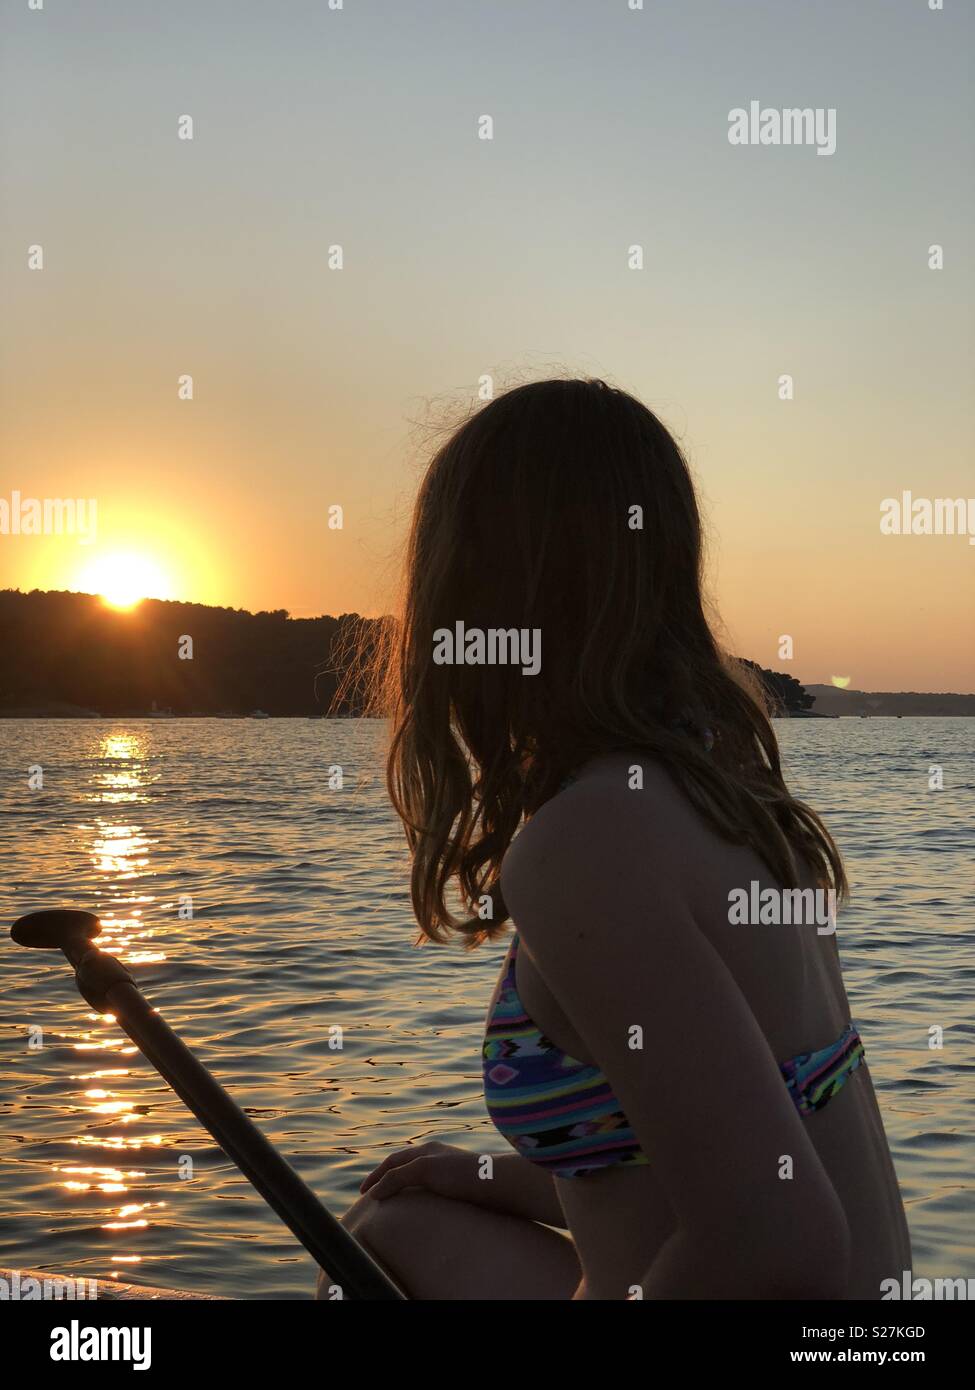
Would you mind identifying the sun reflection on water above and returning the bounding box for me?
[59,730,172,1280]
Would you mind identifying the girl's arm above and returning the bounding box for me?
[471,1152,567,1227]
[361,1141,567,1228]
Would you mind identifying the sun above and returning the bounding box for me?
[76,552,174,610]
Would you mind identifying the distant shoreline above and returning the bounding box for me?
[2,710,973,721]
[0,708,365,720]
[5,592,972,720]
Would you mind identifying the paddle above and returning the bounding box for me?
[10,909,405,1301]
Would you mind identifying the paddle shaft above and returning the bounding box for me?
[82,959,404,1300]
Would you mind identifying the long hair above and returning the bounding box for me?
[368,378,846,944]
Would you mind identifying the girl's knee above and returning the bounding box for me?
[345,1188,439,1245]
[315,1191,434,1298]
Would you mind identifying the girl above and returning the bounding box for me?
[321,378,911,1300]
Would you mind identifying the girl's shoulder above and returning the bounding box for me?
[503,752,696,907]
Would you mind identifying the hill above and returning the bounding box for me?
[0,589,373,717]
[1,588,929,719]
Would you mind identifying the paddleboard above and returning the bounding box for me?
[1,1267,225,1300]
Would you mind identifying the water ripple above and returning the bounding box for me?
[0,716,972,1296]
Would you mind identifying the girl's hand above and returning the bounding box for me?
[360,1141,478,1202]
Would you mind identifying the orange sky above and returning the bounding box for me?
[1,0,972,692]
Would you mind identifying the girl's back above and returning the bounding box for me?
[503,754,911,1299]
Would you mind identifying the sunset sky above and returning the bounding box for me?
[1,0,972,691]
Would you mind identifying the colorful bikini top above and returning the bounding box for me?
[483,932,865,1180]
